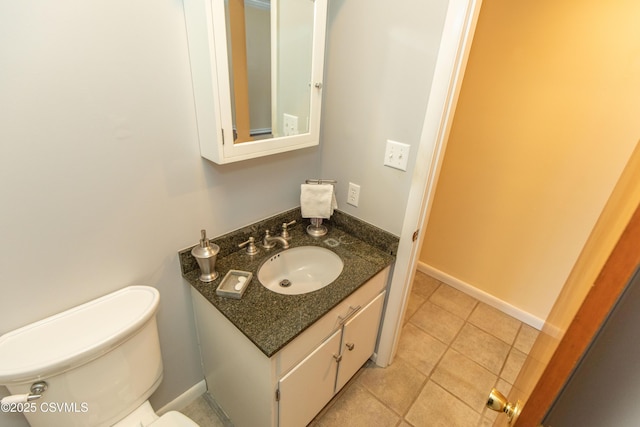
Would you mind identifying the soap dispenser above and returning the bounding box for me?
[191,229,220,282]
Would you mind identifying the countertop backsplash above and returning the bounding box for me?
[179,208,399,277]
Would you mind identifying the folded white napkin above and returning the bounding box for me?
[300,184,337,219]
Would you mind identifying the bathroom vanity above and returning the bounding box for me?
[180,210,396,427]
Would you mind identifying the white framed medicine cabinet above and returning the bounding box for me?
[183,0,328,164]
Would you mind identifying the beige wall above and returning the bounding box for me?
[420,0,640,321]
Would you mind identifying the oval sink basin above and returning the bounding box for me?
[258,246,344,295]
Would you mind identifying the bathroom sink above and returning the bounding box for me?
[257,246,344,295]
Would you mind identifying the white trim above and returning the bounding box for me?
[375,0,483,367]
[417,262,544,330]
[156,379,207,415]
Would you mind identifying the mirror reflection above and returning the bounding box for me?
[224,0,314,143]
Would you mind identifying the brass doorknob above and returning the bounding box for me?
[486,388,522,424]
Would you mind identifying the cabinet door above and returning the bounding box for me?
[278,329,341,427]
[335,291,386,391]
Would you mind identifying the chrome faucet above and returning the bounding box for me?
[262,230,289,249]
[280,220,296,241]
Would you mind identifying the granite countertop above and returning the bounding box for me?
[180,211,396,358]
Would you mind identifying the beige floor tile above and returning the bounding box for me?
[513,323,540,354]
[396,323,448,376]
[409,301,465,344]
[452,323,511,375]
[495,377,513,393]
[468,303,521,345]
[358,358,426,415]
[411,271,441,300]
[492,413,512,427]
[405,381,480,427]
[478,416,495,427]
[311,382,400,427]
[431,349,498,413]
[500,348,527,384]
[403,292,425,324]
[483,406,499,424]
[429,284,478,319]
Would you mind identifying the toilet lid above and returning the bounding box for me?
[0,286,159,384]
[150,411,200,427]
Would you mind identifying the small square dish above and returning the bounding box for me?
[216,270,252,299]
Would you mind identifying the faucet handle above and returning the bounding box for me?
[281,220,297,240]
[238,237,259,255]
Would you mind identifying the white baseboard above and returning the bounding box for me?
[157,379,207,415]
[417,262,545,330]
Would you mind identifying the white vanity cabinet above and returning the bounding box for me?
[278,329,341,427]
[278,291,386,427]
[335,291,386,391]
[190,266,389,427]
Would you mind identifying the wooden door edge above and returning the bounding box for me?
[515,202,640,426]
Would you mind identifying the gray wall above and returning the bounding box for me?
[320,0,449,236]
[0,1,319,426]
[0,0,448,425]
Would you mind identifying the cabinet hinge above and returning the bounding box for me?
[412,229,420,242]
[275,389,280,402]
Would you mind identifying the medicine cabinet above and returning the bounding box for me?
[183,0,328,164]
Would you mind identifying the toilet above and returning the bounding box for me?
[0,286,199,427]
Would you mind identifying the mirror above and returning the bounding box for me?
[184,0,328,164]
[226,0,314,143]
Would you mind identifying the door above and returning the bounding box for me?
[491,151,640,426]
[278,329,341,427]
[509,203,640,426]
[543,266,640,426]
[335,291,386,391]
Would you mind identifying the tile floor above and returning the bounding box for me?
[180,271,539,427]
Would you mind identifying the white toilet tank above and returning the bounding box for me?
[0,286,164,427]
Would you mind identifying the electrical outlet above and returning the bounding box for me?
[283,113,299,136]
[384,140,410,171]
[347,182,360,207]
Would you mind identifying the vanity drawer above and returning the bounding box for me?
[276,266,389,375]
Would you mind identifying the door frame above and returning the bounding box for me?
[376,0,483,366]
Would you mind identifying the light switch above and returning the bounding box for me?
[384,140,410,171]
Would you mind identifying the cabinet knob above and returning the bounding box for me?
[333,354,342,363]
[345,343,355,351]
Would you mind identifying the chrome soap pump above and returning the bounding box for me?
[191,229,220,282]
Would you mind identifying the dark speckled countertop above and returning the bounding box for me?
[179,209,397,357]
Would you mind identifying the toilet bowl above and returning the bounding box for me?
[0,286,199,427]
